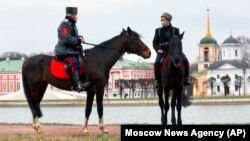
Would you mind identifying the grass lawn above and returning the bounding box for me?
[0,133,120,141]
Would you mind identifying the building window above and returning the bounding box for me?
[217,86,220,92]
[204,47,209,61]
[2,82,7,92]
[217,75,220,79]
[223,50,225,57]
[235,85,238,91]
[204,64,208,68]
[235,50,238,57]
[10,82,14,92]
[17,82,20,91]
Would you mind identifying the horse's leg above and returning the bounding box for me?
[96,88,109,133]
[157,87,165,125]
[32,82,48,133]
[171,90,177,125]
[164,88,170,125]
[82,88,95,133]
[176,87,183,125]
[23,69,44,133]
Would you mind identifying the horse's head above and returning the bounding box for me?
[168,32,185,67]
[121,27,151,59]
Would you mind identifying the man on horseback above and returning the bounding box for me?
[54,7,89,92]
[153,12,191,87]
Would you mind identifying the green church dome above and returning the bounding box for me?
[200,37,217,45]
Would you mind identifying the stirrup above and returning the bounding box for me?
[80,82,90,88]
[73,82,90,93]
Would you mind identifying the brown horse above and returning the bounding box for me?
[157,32,191,125]
[22,27,151,133]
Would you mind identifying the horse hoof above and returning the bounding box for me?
[178,121,182,125]
[32,125,37,130]
[33,125,42,133]
[171,120,177,125]
[83,128,89,134]
[37,128,42,133]
[161,119,167,125]
[101,128,109,134]
[99,126,109,133]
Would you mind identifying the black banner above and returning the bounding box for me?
[121,125,250,141]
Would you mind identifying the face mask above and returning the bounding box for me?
[161,21,167,27]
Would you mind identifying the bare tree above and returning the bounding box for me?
[137,79,145,98]
[0,52,27,61]
[220,75,231,96]
[131,79,136,98]
[105,82,110,100]
[237,36,250,61]
[115,79,124,99]
[207,77,216,95]
[235,75,243,96]
[127,79,136,99]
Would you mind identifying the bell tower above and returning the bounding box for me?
[191,9,219,97]
[198,9,218,72]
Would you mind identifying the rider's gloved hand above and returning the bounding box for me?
[157,49,163,54]
[159,42,168,47]
[79,36,85,43]
[80,51,85,58]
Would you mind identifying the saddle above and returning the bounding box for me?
[50,56,84,79]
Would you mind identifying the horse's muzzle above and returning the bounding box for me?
[142,47,151,59]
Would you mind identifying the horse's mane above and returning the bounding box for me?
[98,29,142,46]
[85,30,141,53]
[171,35,182,44]
[168,35,182,53]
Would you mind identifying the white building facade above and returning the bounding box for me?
[207,35,250,96]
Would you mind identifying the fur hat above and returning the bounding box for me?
[161,12,172,21]
[66,7,77,14]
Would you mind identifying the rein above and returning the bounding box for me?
[83,40,144,56]
[82,42,126,52]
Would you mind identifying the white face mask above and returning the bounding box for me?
[161,21,167,27]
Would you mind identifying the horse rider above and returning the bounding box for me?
[153,12,191,88]
[54,7,89,92]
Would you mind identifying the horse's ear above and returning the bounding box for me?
[179,31,185,40]
[122,28,126,32]
[127,26,132,36]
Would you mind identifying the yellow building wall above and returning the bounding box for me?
[192,75,208,97]
[198,45,218,62]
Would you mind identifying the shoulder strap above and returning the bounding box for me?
[158,28,162,43]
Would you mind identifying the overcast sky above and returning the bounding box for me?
[0,0,250,63]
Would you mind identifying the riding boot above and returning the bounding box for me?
[72,71,90,92]
[154,64,162,88]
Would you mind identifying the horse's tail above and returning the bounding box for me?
[22,72,43,118]
[181,91,192,107]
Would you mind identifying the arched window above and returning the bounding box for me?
[204,47,209,61]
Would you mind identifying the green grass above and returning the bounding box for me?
[0,133,120,141]
[193,95,250,99]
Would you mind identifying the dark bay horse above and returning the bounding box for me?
[157,32,191,125]
[22,27,151,133]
